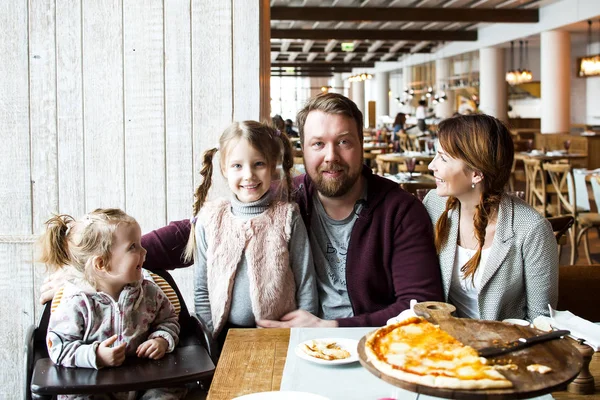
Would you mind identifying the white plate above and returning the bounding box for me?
[233,392,329,400]
[295,338,359,365]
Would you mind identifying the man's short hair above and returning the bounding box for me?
[296,93,364,145]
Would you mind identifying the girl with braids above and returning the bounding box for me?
[185,120,317,344]
[424,114,558,322]
[39,209,184,400]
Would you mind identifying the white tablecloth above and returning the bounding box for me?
[280,327,554,400]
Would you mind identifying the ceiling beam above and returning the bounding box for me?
[271,29,477,41]
[270,7,539,23]
[271,73,334,77]
[271,66,353,71]
[272,61,375,68]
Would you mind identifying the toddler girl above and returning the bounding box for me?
[40,208,184,400]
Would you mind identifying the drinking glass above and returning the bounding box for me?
[563,139,571,153]
[426,140,435,155]
[405,157,417,180]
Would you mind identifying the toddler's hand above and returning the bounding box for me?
[136,337,168,360]
[96,335,127,367]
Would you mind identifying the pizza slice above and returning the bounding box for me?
[365,317,513,390]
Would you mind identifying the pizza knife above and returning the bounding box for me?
[477,329,570,358]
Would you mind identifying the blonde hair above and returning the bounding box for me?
[184,120,294,262]
[433,114,514,281]
[38,208,137,288]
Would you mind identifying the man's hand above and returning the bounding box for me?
[136,337,168,360]
[96,335,127,367]
[39,269,70,304]
[257,310,339,328]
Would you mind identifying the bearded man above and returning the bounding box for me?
[258,93,442,328]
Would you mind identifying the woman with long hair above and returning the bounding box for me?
[424,114,557,322]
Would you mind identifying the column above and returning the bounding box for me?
[375,71,390,121]
[351,79,365,120]
[478,47,507,121]
[435,58,454,119]
[402,66,413,114]
[330,73,344,94]
[541,30,571,134]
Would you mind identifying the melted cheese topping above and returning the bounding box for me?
[367,317,507,381]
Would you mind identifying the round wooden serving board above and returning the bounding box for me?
[358,302,583,399]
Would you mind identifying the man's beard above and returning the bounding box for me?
[309,161,362,198]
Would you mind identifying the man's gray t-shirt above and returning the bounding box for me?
[310,192,365,320]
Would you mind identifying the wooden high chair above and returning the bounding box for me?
[25,269,217,400]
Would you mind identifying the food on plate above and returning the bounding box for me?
[527,364,553,374]
[302,340,351,361]
[365,317,513,389]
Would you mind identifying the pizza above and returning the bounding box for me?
[302,340,351,361]
[364,317,513,390]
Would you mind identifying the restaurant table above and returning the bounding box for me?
[515,152,588,163]
[206,328,599,400]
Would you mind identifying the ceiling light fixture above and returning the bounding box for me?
[348,73,372,82]
[578,20,600,77]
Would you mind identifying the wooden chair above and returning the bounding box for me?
[523,158,552,216]
[544,163,600,264]
[509,140,532,192]
[398,132,413,152]
[26,269,216,400]
[547,215,575,247]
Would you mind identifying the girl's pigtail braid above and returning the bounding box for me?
[39,214,75,272]
[184,147,218,263]
[434,196,459,253]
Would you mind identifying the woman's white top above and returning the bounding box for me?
[415,105,426,119]
[448,246,492,319]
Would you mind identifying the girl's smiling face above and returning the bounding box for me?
[224,138,273,203]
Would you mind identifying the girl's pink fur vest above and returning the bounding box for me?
[199,199,298,335]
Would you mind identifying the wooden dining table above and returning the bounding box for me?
[206,328,600,400]
[514,151,588,164]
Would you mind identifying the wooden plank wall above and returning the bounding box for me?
[0,1,269,398]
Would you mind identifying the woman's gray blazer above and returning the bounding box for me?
[423,191,558,321]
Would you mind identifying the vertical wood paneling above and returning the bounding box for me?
[232,0,270,121]
[0,243,34,400]
[0,1,32,397]
[191,0,232,199]
[82,0,125,210]
[165,0,194,307]
[0,0,31,236]
[233,0,260,121]
[123,0,166,231]
[30,0,58,232]
[164,0,193,224]
[56,0,85,218]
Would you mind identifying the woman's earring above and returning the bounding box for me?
[471,183,476,189]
